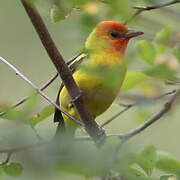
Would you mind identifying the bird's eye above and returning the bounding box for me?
[110,32,119,38]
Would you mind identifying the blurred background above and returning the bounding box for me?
[0,0,180,179]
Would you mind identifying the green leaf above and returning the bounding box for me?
[144,64,176,80]
[1,93,37,121]
[121,167,146,180]
[154,27,172,55]
[3,163,23,177]
[68,0,91,7]
[25,0,38,5]
[28,105,54,127]
[23,92,38,113]
[122,72,149,90]
[50,0,74,23]
[50,4,67,23]
[135,145,157,176]
[136,40,156,65]
[155,27,172,45]
[105,0,132,20]
[121,166,158,180]
[1,108,23,120]
[154,43,167,55]
[80,14,99,31]
[156,151,180,176]
[172,48,180,62]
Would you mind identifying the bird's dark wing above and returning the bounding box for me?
[53,53,87,124]
[53,83,64,123]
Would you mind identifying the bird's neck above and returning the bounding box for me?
[89,50,125,68]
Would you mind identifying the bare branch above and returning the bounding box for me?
[133,0,180,11]
[154,89,177,100]
[120,88,180,140]
[76,88,180,159]
[20,0,106,145]
[0,54,82,117]
[101,104,134,127]
[111,88,180,159]
[0,85,178,155]
[0,53,82,116]
[101,89,176,128]
[76,88,180,141]
[126,0,180,24]
[0,73,58,117]
[1,85,179,153]
[40,73,59,91]
[0,56,83,127]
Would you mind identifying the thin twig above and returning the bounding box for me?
[0,54,81,116]
[125,0,180,24]
[154,89,177,100]
[0,84,178,155]
[133,0,180,11]
[0,89,179,154]
[112,88,180,158]
[120,89,180,140]
[0,73,58,117]
[101,89,177,128]
[0,152,12,166]
[101,104,134,127]
[40,73,59,91]
[21,0,106,145]
[78,88,180,159]
[120,89,177,104]
[76,89,180,141]
[0,56,83,127]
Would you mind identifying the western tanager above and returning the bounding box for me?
[54,21,143,134]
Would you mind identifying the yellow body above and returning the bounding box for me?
[60,52,127,132]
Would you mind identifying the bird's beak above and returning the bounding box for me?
[124,29,144,39]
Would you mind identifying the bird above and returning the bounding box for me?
[54,21,143,135]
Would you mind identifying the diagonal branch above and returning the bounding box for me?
[101,104,134,127]
[76,88,180,141]
[0,54,81,116]
[126,0,180,24]
[0,56,84,127]
[112,88,180,159]
[0,73,58,117]
[0,86,179,157]
[120,88,180,140]
[0,85,179,155]
[101,89,177,128]
[133,0,180,11]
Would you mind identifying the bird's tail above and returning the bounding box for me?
[53,86,66,139]
[53,86,77,140]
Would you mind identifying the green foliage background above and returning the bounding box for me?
[0,0,180,179]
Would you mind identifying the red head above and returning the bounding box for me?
[86,21,143,54]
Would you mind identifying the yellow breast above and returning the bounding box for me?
[60,52,127,129]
